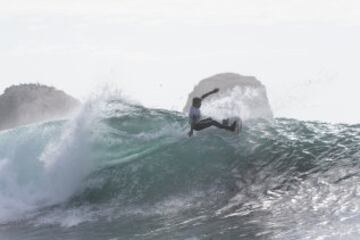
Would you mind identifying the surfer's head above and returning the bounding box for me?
[192,97,202,108]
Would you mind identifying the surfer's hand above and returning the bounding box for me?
[212,88,219,93]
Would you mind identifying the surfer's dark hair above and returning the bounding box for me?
[192,97,201,105]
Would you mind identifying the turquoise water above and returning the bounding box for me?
[0,99,359,240]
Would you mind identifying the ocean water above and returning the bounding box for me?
[0,99,359,240]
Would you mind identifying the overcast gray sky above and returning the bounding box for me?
[1,0,360,123]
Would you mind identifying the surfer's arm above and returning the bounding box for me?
[188,122,195,137]
[188,127,193,137]
[201,88,219,100]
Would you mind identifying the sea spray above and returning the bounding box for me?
[201,86,273,122]
[39,101,99,204]
[0,99,100,222]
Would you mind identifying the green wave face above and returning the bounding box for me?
[0,99,359,240]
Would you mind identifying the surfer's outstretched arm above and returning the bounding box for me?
[188,123,195,137]
[201,88,219,100]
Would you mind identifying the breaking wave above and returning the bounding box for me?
[0,98,359,240]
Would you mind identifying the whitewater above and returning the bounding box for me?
[0,97,359,240]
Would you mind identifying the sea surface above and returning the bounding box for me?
[0,99,359,240]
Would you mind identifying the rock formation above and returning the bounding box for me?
[183,73,273,120]
[0,84,80,130]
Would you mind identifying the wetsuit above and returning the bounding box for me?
[189,106,235,131]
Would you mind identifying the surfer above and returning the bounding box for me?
[188,88,237,137]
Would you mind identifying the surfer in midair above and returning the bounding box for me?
[188,88,237,137]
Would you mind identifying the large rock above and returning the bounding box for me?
[0,84,80,131]
[183,73,273,120]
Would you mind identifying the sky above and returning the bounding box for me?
[1,0,360,123]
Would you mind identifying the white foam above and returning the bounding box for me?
[33,206,95,228]
[0,99,101,223]
[40,102,97,203]
[201,86,273,121]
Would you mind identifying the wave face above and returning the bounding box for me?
[0,99,359,240]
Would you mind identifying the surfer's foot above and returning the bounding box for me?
[230,121,237,131]
[222,118,229,126]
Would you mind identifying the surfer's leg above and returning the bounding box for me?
[194,119,236,131]
[222,118,229,126]
[193,119,213,131]
[210,120,236,131]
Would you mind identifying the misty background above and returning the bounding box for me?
[1,0,360,123]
